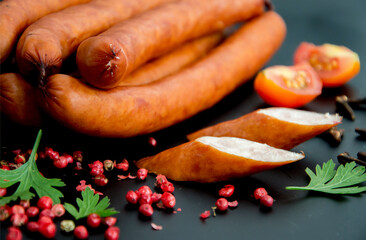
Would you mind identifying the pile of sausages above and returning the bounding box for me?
[0,0,286,138]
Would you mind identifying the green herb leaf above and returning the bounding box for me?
[64,187,119,220]
[0,130,65,205]
[286,159,366,194]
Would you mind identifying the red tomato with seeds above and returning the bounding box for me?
[254,63,322,108]
[294,42,360,87]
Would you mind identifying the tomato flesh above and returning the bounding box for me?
[294,42,360,87]
[254,63,322,108]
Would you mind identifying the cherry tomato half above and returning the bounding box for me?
[254,63,322,108]
[294,42,360,87]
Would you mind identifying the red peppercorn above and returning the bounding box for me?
[6,226,22,240]
[88,160,103,169]
[26,206,40,218]
[254,187,268,200]
[0,205,11,221]
[155,174,168,187]
[139,193,153,205]
[151,192,162,203]
[228,200,239,208]
[148,137,157,147]
[90,167,104,176]
[161,181,175,193]
[103,216,117,227]
[27,221,40,232]
[37,216,54,226]
[19,200,30,209]
[200,210,210,219]
[53,156,68,168]
[260,195,274,208]
[215,198,229,211]
[14,154,26,164]
[39,222,56,239]
[11,205,25,215]
[138,185,152,196]
[161,192,176,208]
[137,168,148,180]
[11,213,28,227]
[105,226,120,240]
[39,209,55,219]
[49,150,60,161]
[115,159,129,171]
[218,184,235,198]
[93,174,109,186]
[139,204,154,217]
[74,225,89,239]
[73,151,83,162]
[126,190,139,204]
[51,203,65,217]
[87,213,101,228]
[37,196,53,210]
[62,153,74,164]
[1,165,10,170]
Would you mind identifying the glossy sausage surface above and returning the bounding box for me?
[76,0,266,89]
[40,11,286,138]
[0,73,42,126]
[15,0,175,83]
[0,0,90,64]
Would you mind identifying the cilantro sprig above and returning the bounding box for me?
[64,187,119,220]
[286,159,366,194]
[0,130,65,206]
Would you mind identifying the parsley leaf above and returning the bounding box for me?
[286,159,366,194]
[0,130,65,206]
[64,187,119,220]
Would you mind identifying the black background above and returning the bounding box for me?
[1,0,366,239]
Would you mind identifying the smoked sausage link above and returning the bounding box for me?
[76,0,266,89]
[0,0,91,64]
[40,11,286,138]
[16,0,175,84]
[0,73,42,126]
[120,32,223,86]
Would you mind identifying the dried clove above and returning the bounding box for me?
[337,152,366,166]
[357,152,366,161]
[355,128,366,138]
[321,127,344,146]
[335,95,355,120]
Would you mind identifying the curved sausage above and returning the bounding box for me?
[39,11,286,138]
[187,107,342,150]
[120,32,223,86]
[76,0,266,89]
[0,0,91,64]
[15,0,175,84]
[136,136,304,183]
[0,73,42,126]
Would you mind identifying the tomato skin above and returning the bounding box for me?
[294,42,360,87]
[254,63,322,108]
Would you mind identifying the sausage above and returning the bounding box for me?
[39,11,286,138]
[120,32,223,86]
[2,33,221,127]
[0,0,91,64]
[0,73,42,126]
[135,136,305,183]
[76,0,267,89]
[15,0,175,84]
[187,107,342,150]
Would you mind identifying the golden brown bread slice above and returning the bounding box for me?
[135,136,305,183]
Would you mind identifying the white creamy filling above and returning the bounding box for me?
[196,136,304,162]
[258,107,341,125]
